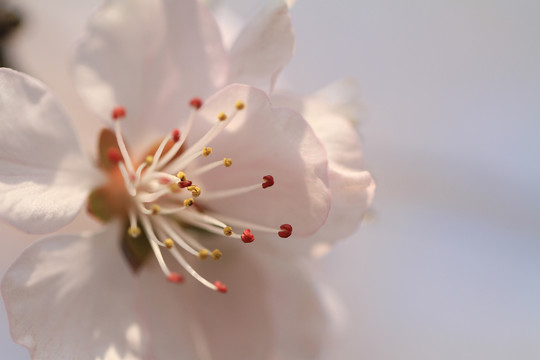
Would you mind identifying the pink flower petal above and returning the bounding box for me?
[228,0,295,92]
[0,69,100,234]
[186,84,331,237]
[136,240,330,359]
[1,224,144,359]
[272,90,375,256]
[73,0,228,147]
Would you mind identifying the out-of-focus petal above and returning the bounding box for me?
[137,238,329,359]
[185,84,330,238]
[272,90,375,256]
[73,0,228,147]
[0,69,101,234]
[1,224,144,359]
[202,0,296,49]
[313,78,365,125]
[10,0,103,152]
[228,0,295,92]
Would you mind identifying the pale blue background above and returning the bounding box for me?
[1,0,539,358]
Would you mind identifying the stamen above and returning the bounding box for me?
[278,224,293,238]
[223,226,233,236]
[156,101,199,169]
[167,221,207,251]
[183,198,194,207]
[128,209,140,237]
[262,175,274,189]
[198,249,209,259]
[151,204,161,215]
[176,171,187,181]
[127,226,141,238]
[152,217,199,256]
[235,101,245,110]
[107,148,122,164]
[173,215,234,239]
[201,176,273,201]
[170,247,221,291]
[111,106,126,120]
[146,228,173,277]
[205,212,292,238]
[113,115,135,174]
[214,281,228,293]
[167,273,184,283]
[240,229,255,243]
[187,185,201,197]
[189,97,203,110]
[211,249,222,260]
[188,158,232,177]
[140,132,173,183]
[217,112,227,121]
[172,129,181,142]
[164,238,174,249]
[139,216,167,248]
[145,155,154,166]
[202,147,212,157]
[167,103,244,171]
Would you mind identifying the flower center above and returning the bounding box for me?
[87,98,292,293]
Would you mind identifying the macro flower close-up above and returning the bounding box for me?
[0,0,374,359]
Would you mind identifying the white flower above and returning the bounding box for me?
[1,0,374,359]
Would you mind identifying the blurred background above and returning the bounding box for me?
[1,0,539,359]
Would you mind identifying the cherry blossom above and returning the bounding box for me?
[1,0,374,358]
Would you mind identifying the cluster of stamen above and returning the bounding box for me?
[103,98,292,293]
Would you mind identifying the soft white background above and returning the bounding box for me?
[1,0,539,359]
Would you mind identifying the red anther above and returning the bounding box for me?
[159,177,170,185]
[107,148,122,164]
[189,97,202,110]
[111,106,126,120]
[172,128,181,142]
[179,180,192,188]
[262,175,274,189]
[278,224,293,238]
[167,272,184,283]
[214,281,228,293]
[241,229,255,243]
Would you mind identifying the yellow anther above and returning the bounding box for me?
[187,185,201,197]
[145,155,154,166]
[198,249,209,260]
[169,182,181,193]
[164,238,174,249]
[176,171,186,181]
[223,158,233,167]
[127,226,141,238]
[151,204,161,215]
[223,226,233,236]
[235,101,245,110]
[211,249,222,260]
[202,147,212,157]
[217,112,227,121]
[184,198,194,207]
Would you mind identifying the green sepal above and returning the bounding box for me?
[87,188,113,223]
[121,224,152,273]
